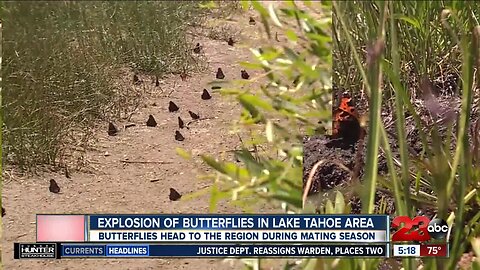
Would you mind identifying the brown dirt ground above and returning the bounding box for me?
[2,3,292,270]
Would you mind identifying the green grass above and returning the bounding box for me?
[0,1,237,266]
[335,2,480,269]
[1,1,209,170]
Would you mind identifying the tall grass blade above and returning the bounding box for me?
[447,17,476,270]
[388,1,412,218]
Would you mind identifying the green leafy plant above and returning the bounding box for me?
[199,0,332,214]
[1,1,206,170]
[196,1,480,270]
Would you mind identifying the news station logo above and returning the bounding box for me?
[14,243,57,259]
[391,216,449,242]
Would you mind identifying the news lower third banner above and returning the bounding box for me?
[15,243,390,258]
[24,214,391,258]
[16,214,454,259]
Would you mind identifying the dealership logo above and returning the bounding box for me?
[16,243,57,259]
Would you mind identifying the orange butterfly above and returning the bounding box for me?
[331,92,362,144]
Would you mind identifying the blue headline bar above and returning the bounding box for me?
[88,214,388,230]
[60,243,389,258]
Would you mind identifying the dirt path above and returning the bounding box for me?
[2,5,284,270]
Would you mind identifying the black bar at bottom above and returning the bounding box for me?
[56,243,62,259]
[13,243,20,259]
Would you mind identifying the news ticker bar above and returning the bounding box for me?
[15,243,390,258]
[36,214,390,243]
[14,243,450,259]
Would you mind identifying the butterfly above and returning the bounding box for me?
[146,115,157,127]
[193,43,202,54]
[227,38,235,46]
[201,89,212,100]
[175,131,184,141]
[49,179,61,194]
[188,111,200,120]
[133,74,141,85]
[155,76,160,87]
[178,117,184,129]
[331,92,362,144]
[168,101,179,112]
[216,68,225,79]
[169,188,182,201]
[108,122,118,136]
[241,70,250,79]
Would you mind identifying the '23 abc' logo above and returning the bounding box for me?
[391,216,449,242]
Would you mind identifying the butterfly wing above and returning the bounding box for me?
[331,95,362,143]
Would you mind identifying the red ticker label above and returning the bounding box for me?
[420,244,448,257]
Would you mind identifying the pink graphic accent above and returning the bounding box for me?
[37,215,85,242]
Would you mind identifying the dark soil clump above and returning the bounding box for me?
[303,134,394,214]
[302,135,353,193]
